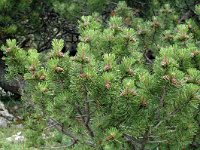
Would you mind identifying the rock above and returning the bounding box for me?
[15,124,23,129]
[0,101,14,127]
[6,132,25,143]
[0,60,23,98]
[0,117,9,127]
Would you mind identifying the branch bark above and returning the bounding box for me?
[48,118,78,146]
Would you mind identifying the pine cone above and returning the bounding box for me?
[55,67,64,72]
[6,48,11,53]
[39,75,46,80]
[105,81,111,89]
[80,73,88,78]
[28,66,35,72]
[104,64,110,72]
[57,52,64,57]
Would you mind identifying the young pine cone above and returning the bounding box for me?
[39,75,46,80]
[104,64,111,72]
[105,81,111,89]
[161,58,169,68]
[57,52,64,57]
[6,48,11,53]
[55,67,64,72]
[28,65,35,72]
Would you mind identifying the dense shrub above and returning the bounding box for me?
[1,1,200,150]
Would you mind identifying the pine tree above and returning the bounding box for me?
[1,1,200,149]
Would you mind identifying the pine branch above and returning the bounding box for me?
[76,102,95,138]
[158,86,166,119]
[122,133,142,150]
[40,142,77,149]
[141,128,150,150]
[170,95,194,117]
[47,118,78,146]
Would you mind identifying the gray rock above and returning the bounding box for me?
[0,117,9,127]
[0,101,14,127]
[0,60,23,97]
[6,132,25,143]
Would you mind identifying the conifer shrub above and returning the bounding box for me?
[0,0,42,39]
[1,2,200,149]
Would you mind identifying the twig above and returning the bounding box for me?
[40,142,76,149]
[76,93,95,138]
[158,86,166,119]
[178,10,192,23]
[141,128,150,150]
[48,118,78,144]
[123,133,142,150]
[154,120,164,129]
[75,62,95,139]
[148,140,168,143]
[44,122,59,131]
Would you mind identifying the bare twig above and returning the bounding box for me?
[48,118,78,145]
[123,133,142,150]
[148,140,167,143]
[141,128,150,150]
[178,10,193,23]
[40,141,77,149]
[157,86,166,119]
[75,63,95,139]
[44,122,59,131]
[75,90,95,138]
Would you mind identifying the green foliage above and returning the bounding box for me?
[0,0,117,42]
[1,39,27,79]
[50,0,116,22]
[0,0,42,40]
[0,0,198,46]
[1,1,200,150]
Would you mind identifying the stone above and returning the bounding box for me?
[0,101,14,127]
[6,132,25,143]
[0,117,8,127]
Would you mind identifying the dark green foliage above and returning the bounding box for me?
[50,0,117,22]
[0,0,42,41]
